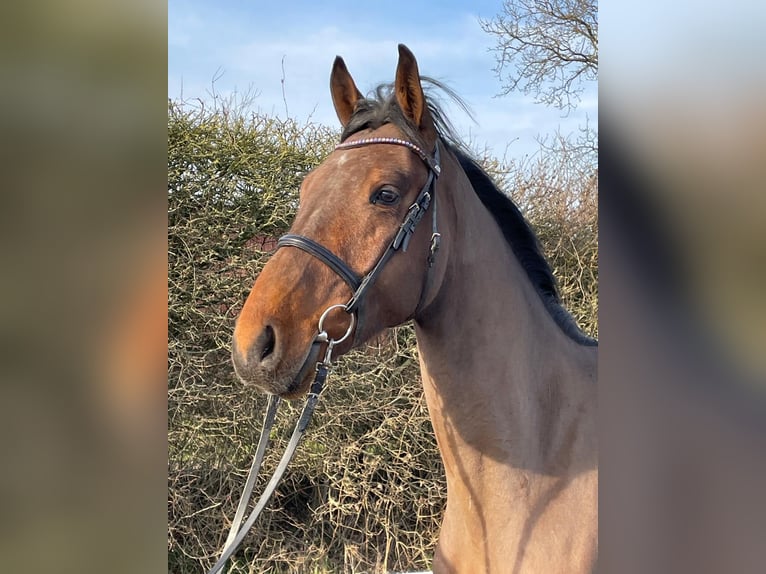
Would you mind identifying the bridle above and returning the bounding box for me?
[278,135,442,347]
[206,135,442,574]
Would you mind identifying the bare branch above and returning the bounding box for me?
[480,0,597,111]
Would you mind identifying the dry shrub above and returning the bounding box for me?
[168,99,597,573]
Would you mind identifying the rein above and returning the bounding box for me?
[207,306,354,574]
[208,137,441,572]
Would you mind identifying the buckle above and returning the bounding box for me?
[427,232,441,266]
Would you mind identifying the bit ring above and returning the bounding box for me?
[317,304,355,345]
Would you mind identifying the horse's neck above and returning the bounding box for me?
[413,163,597,536]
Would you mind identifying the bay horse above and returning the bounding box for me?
[232,44,598,574]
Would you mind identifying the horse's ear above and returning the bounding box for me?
[394,44,434,137]
[330,56,362,127]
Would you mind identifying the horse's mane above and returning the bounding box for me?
[341,80,597,346]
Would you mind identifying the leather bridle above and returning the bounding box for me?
[277,136,442,347]
[206,136,443,574]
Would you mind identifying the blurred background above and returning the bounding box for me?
[0,1,166,572]
[600,2,766,572]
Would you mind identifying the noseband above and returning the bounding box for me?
[277,136,442,346]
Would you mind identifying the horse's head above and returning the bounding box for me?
[232,45,449,398]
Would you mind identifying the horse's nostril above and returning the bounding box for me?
[260,325,275,360]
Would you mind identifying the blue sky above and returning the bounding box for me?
[169,0,597,160]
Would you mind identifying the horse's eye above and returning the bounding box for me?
[370,187,400,206]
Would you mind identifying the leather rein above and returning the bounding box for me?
[207,136,441,574]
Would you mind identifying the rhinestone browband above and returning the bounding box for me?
[334,137,439,174]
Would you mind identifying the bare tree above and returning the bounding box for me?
[480,0,597,111]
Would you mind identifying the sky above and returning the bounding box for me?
[168,0,597,160]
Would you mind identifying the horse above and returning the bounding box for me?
[231,44,598,574]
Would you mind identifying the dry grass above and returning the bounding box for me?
[168,98,597,573]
